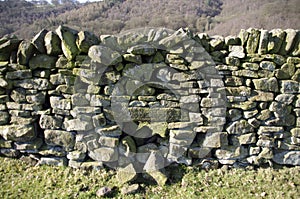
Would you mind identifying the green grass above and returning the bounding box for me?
[0,157,299,198]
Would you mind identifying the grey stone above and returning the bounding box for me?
[29,54,57,70]
[38,157,67,166]
[89,147,118,162]
[92,114,106,128]
[98,136,119,148]
[88,45,122,65]
[226,120,254,135]
[280,80,299,93]
[258,29,269,54]
[96,125,122,137]
[253,77,278,92]
[259,61,276,71]
[116,163,137,184]
[44,130,75,151]
[13,78,51,90]
[50,97,71,110]
[6,70,32,80]
[268,29,286,54]
[96,187,112,197]
[120,184,139,195]
[0,124,36,142]
[273,151,300,165]
[17,40,34,65]
[14,138,43,151]
[76,30,99,54]
[246,28,260,54]
[202,132,228,148]
[63,119,93,131]
[39,114,63,130]
[45,31,62,56]
[56,26,79,60]
[275,94,295,105]
[32,29,47,53]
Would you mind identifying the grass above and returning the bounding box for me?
[0,157,299,198]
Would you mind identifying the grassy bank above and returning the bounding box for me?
[0,157,299,198]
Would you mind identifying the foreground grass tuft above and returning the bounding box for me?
[0,157,299,198]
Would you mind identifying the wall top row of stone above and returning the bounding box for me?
[0,26,299,65]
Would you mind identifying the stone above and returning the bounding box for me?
[144,150,165,172]
[246,28,260,54]
[275,94,295,105]
[50,97,72,110]
[17,40,35,65]
[6,70,32,80]
[56,26,79,60]
[226,86,251,96]
[228,109,242,121]
[0,139,12,148]
[96,125,122,137]
[202,132,228,148]
[226,120,254,135]
[13,78,51,91]
[268,29,286,54]
[253,77,278,92]
[50,73,65,85]
[0,124,36,142]
[44,130,75,151]
[273,151,300,166]
[242,62,259,70]
[147,170,168,186]
[98,136,119,148]
[120,184,139,195]
[230,101,257,110]
[44,31,62,56]
[280,80,299,93]
[258,29,269,54]
[39,114,63,129]
[228,46,245,58]
[88,45,122,65]
[291,128,300,138]
[90,95,110,107]
[123,53,142,64]
[269,102,291,115]
[200,98,225,107]
[38,157,67,166]
[249,91,274,102]
[215,146,248,161]
[237,133,257,145]
[116,163,137,184]
[32,29,47,53]
[96,187,112,197]
[64,118,93,131]
[259,61,276,71]
[14,138,43,151]
[76,30,99,54]
[188,147,211,159]
[128,44,156,56]
[29,54,57,70]
[89,147,118,162]
[67,150,86,161]
[26,92,46,104]
[279,29,298,54]
[92,114,106,128]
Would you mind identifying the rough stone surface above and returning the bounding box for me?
[0,26,299,185]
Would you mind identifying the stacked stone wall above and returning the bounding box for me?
[0,26,299,184]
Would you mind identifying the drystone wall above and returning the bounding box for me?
[0,26,299,185]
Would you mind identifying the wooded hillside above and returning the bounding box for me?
[0,0,299,39]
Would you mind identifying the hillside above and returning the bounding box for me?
[208,0,300,36]
[0,0,299,39]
